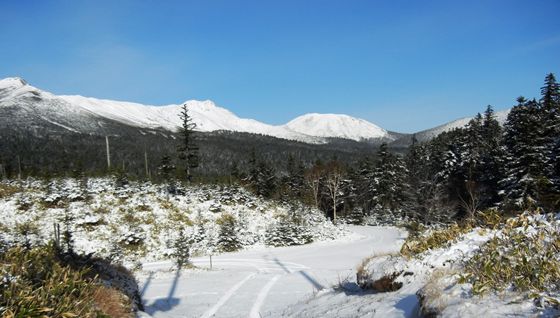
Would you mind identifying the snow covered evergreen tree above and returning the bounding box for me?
[478,105,505,207]
[173,228,190,269]
[371,143,408,218]
[500,97,548,210]
[284,154,305,200]
[265,217,313,247]
[216,214,242,252]
[177,104,199,182]
[539,73,560,209]
[245,150,277,198]
[158,155,177,193]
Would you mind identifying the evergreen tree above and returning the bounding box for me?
[478,105,505,207]
[173,228,191,269]
[371,143,408,217]
[244,150,277,198]
[353,156,376,214]
[157,155,175,181]
[255,160,277,198]
[158,155,176,193]
[217,214,242,252]
[230,160,241,183]
[177,104,199,182]
[500,97,547,210]
[539,73,560,209]
[456,114,484,218]
[285,154,305,199]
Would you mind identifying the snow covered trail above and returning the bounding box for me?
[137,226,406,318]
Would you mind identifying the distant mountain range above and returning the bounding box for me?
[0,77,510,146]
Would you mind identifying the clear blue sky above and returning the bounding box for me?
[1,0,559,132]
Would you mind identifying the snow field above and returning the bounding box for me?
[137,225,406,317]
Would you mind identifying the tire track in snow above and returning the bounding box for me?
[249,274,281,318]
[200,273,256,318]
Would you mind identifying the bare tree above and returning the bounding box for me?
[324,162,345,223]
[305,165,323,208]
[459,180,480,220]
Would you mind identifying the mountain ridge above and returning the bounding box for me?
[0,77,396,143]
[0,76,511,145]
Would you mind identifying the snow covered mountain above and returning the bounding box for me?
[0,77,393,143]
[415,109,510,140]
[286,113,393,141]
[391,109,511,147]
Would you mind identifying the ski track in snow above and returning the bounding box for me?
[250,275,281,318]
[138,225,406,318]
[201,273,257,318]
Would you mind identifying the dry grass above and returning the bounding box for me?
[0,244,135,317]
[356,253,403,292]
[418,269,458,318]
[459,212,560,295]
[0,184,22,199]
[400,210,509,258]
[92,286,133,318]
[355,252,395,280]
[400,222,473,257]
[168,208,193,226]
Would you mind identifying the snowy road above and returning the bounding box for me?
[138,226,405,318]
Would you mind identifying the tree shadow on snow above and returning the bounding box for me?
[272,256,325,290]
[144,269,182,315]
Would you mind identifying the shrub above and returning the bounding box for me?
[0,184,21,199]
[0,244,133,317]
[265,220,313,247]
[400,222,473,257]
[459,213,560,295]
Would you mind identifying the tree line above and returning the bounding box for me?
[229,73,560,223]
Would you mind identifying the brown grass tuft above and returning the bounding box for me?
[93,286,133,318]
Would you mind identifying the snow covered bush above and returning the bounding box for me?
[415,211,560,317]
[265,220,313,247]
[0,178,347,264]
[460,212,560,295]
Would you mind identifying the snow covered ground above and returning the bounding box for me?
[0,178,346,265]
[137,226,406,318]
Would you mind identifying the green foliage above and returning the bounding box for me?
[0,244,132,317]
[400,222,473,257]
[172,228,191,269]
[460,213,560,295]
[265,218,313,247]
[216,214,242,252]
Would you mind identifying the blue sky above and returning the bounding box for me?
[1,0,559,132]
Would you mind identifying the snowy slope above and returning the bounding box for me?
[417,109,510,140]
[391,109,511,146]
[0,77,123,134]
[58,95,320,143]
[286,113,393,141]
[1,77,394,143]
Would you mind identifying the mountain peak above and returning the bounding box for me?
[0,77,28,90]
[286,113,390,141]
